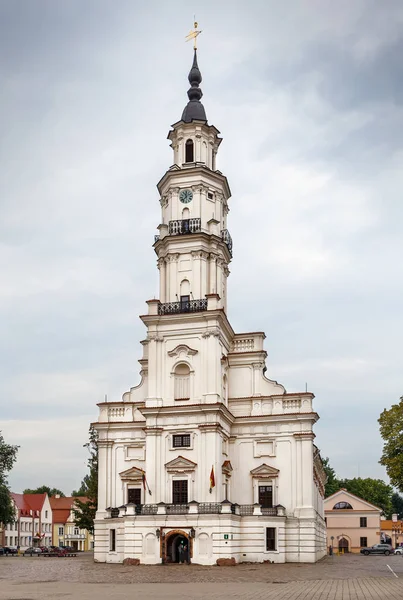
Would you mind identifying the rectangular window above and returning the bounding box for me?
[207,192,214,200]
[173,434,191,448]
[259,485,273,508]
[74,527,79,535]
[172,480,188,504]
[360,517,367,528]
[110,529,116,552]
[266,528,276,551]
[128,488,142,505]
[58,526,64,536]
[360,537,367,547]
[45,510,48,518]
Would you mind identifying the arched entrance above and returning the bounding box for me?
[338,538,349,553]
[162,530,192,564]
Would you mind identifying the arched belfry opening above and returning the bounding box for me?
[185,139,194,163]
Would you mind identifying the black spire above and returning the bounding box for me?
[181,49,207,123]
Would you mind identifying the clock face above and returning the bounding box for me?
[179,189,193,204]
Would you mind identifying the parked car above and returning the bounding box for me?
[394,547,403,555]
[2,547,18,555]
[39,546,49,553]
[0,547,5,556]
[24,547,42,555]
[360,544,395,555]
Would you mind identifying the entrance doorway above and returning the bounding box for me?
[338,538,349,553]
[164,531,191,564]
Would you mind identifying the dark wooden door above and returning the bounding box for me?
[128,488,141,505]
[259,485,273,508]
[173,480,188,504]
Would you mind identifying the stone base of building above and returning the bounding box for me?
[94,511,326,565]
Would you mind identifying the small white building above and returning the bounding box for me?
[8,493,52,549]
[94,48,327,565]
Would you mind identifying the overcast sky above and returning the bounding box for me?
[1,0,402,495]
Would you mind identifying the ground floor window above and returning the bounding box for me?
[110,529,116,552]
[172,479,188,504]
[266,527,276,551]
[360,537,367,547]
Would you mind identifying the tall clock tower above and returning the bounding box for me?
[154,49,232,312]
[94,42,326,567]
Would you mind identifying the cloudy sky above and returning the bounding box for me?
[1,0,402,495]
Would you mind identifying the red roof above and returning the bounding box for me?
[50,496,88,525]
[10,492,46,517]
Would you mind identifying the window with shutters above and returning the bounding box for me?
[266,528,276,551]
[172,480,188,504]
[174,363,190,400]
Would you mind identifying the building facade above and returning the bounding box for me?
[6,493,52,550]
[50,495,94,551]
[324,489,382,553]
[93,48,326,565]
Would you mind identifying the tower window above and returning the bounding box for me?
[173,434,191,448]
[174,363,190,400]
[207,192,214,200]
[185,139,194,163]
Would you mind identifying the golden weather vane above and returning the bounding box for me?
[185,18,202,50]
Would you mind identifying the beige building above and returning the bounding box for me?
[324,489,382,553]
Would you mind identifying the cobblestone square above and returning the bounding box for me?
[1,553,403,599]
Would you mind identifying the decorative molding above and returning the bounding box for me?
[250,463,280,479]
[191,250,209,260]
[165,455,197,473]
[222,460,233,476]
[167,344,198,358]
[119,466,145,482]
[202,328,220,339]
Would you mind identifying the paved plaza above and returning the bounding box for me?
[1,553,403,599]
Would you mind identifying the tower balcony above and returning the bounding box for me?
[221,229,233,255]
[158,298,207,315]
[169,218,201,236]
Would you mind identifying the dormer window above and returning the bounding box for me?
[185,139,194,163]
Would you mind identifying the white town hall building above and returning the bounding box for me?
[93,45,327,565]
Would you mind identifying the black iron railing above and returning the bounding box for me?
[199,503,222,514]
[238,504,254,516]
[169,218,201,235]
[166,504,189,514]
[221,229,233,255]
[158,298,207,315]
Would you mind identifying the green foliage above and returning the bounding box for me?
[338,477,393,517]
[322,457,340,498]
[72,425,98,534]
[379,397,403,493]
[391,492,403,517]
[23,485,65,497]
[0,431,19,524]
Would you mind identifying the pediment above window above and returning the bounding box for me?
[167,344,198,358]
[165,455,197,473]
[250,463,279,478]
[119,466,145,482]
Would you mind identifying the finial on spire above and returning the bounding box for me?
[181,20,207,123]
[185,19,202,50]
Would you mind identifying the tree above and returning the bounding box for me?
[391,492,403,518]
[72,425,98,534]
[379,397,403,493]
[23,485,65,497]
[0,431,19,524]
[338,477,393,517]
[322,457,340,497]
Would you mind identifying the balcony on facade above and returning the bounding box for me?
[158,298,208,315]
[65,533,86,540]
[106,503,285,518]
[221,229,233,256]
[169,218,201,236]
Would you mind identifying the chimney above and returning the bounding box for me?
[55,494,60,499]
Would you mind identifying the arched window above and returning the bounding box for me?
[201,141,207,164]
[333,502,353,510]
[174,363,190,400]
[185,139,194,163]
